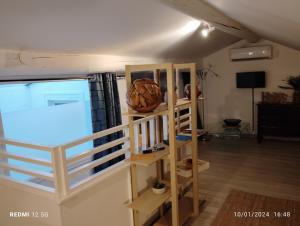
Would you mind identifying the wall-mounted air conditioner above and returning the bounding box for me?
[230,46,272,61]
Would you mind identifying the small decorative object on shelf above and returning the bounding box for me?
[142,144,165,154]
[126,78,162,112]
[184,84,201,100]
[279,75,300,104]
[176,135,192,141]
[152,182,166,195]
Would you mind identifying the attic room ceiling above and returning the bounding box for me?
[0,0,238,59]
[204,0,300,50]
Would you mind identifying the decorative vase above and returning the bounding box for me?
[184,84,201,100]
[293,90,300,104]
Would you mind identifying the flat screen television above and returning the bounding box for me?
[236,71,266,88]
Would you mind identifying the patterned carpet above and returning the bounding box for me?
[211,189,300,226]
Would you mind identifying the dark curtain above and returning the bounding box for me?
[88,73,124,173]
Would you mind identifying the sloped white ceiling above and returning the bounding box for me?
[0,0,238,59]
[205,0,300,50]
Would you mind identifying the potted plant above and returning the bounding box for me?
[279,75,300,104]
[152,182,166,195]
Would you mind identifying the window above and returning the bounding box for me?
[0,80,93,181]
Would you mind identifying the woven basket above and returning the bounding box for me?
[126,79,162,113]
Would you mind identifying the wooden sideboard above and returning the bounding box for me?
[257,103,300,143]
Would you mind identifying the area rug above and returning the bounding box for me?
[211,189,300,226]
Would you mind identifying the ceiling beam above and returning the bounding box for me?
[159,0,260,42]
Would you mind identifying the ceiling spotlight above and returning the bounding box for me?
[200,22,215,38]
[201,29,209,37]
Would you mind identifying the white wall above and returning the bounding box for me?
[0,163,133,226]
[202,40,300,133]
[61,165,132,226]
[0,184,63,226]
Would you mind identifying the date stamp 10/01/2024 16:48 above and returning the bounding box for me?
[233,211,291,218]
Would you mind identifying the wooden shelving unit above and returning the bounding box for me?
[129,148,169,167]
[128,188,171,213]
[125,63,209,226]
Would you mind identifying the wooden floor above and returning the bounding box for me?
[189,138,300,226]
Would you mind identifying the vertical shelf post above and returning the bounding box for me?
[190,63,200,216]
[125,65,140,226]
[166,63,180,226]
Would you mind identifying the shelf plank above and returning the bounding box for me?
[161,173,193,191]
[179,158,210,174]
[162,158,210,175]
[175,98,191,110]
[197,159,210,173]
[128,188,171,214]
[153,197,194,226]
[129,148,169,167]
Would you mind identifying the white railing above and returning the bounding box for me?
[133,116,161,152]
[0,107,191,202]
[131,105,192,153]
[61,124,130,197]
[0,123,130,202]
[0,138,56,195]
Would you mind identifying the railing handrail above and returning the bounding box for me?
[60,123,129,150]
[68,147,129,178]
[0,162,54,181]
[0,138,54,152]
[66,136,129,164]
[0,152,52,166]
